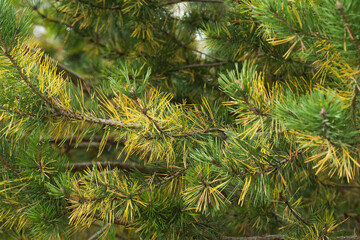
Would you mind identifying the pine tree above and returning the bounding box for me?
[1,0,360,239]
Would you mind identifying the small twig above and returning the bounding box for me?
[319,221,328,239]
[351,86,359,127]
[162,31,228,62]
[78,0,122,10]
[0,156,22,176]
[49,135,121,147]
[88,223,111,240]
[221,235,286,240]
[30,5,129,57]
[171,127,224,138]
[69,161,152,174]
[1,42,54,107]
[130,90,165,134]
[269,7,330,41]
[163,0,223,5]
[336,1,360,58]
[135,167,187,196]
[177,61,228,70]
[2,40,136,128]
[280,193,310,226]
[319,180,360,189]
[0,106,37,117]
[240,91,266,116]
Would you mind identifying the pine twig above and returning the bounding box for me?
[177,61,228,70]
[135,167,187,196]
[351,86,359,127]
[88,223,111,240]
[130,90,165,134]
[0,156,22,176]
[0,106,36,117]
[336,1,360,58]
[69,161,152,174]
[220,235,286,240]
[78,0,122,10]
[30,5,129,57]
[280,193,310,226]
[162,31,228,62]
[164,0,223,5]
[268,7,330,41]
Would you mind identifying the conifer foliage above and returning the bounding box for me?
[1,0,360,239]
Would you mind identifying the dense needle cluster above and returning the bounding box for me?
[1,0,360,239]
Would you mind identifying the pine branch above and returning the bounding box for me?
[240,91,266,116]
[162,30,229,62]
[268,7,330,41]
[1,41,54,107]
[171,127,224,138]
[2,40,136,128]
[55,61,95,96]
[49,135,120,147]
[88,223,111,240]
[0,156,22,176]
[77,0,122,10]
[220,235,286,240]
[280,193,310,226]
[336,1,360,58]
[30,5,130,57]
[351,86,359,127]
[69,161,152,174]
[135,167,187,196]
[130,90,166,134]
[0,106,37,117]
[164,0,223,5]
[177,61,228,70]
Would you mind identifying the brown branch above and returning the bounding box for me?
[280,193,310,226]
[240,91,266,116]
[336,1,360,58]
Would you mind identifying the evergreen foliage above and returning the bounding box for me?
[1,0,360,239]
